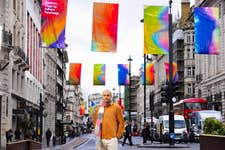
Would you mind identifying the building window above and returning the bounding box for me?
[187,35,190,43]
[6,97,8,117]
[193,84,195,95]
[187,49,190,59]
[188,84,192,95]
[193,48,195,59]
[13,0,16,11]
[12,70,16,90]
[219,3,222,18]
[13,25,16,46]
[187,67,191,76]
[192,67,195,76]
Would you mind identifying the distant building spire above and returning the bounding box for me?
[181,0,190,27]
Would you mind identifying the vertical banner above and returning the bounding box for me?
[144,6,169,54]
[80,101,85,116]
[41,0,68,48]
[91,2,119,52]
[93,64,106,85]
[118,64,129,85]
[89,101,95,116]
[141,63,155,85]
[165,62,178,83]
[194,7,219,54]
[69,63,82,85]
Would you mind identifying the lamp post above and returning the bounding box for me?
[168,0,175,145]
[127,55,133,121]
[143,54,147,123]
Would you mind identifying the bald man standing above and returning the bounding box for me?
[93,89,125,150]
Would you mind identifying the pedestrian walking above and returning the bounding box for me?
[122,121,133,146]
[93,89,125,150]
[6,129,13,143]
[45,128,52,147]
[142,123,150,144]
[14,128,22,140]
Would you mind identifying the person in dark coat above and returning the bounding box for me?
[142,123,150,144]
[14,128,22,140]
[122,121,133,146]
[6,129,13,143]
[46,128,52,147]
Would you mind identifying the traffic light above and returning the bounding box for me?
[161,83,169,103]
[39,101,45,112]
[172,82,179,98]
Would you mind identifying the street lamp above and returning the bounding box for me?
[141,1,174,145]
[168,0,175,146]
[127,55,133,121]
[143,54,147,123]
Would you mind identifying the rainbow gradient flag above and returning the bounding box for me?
[194,7,219,55]
[91,2,119,52]
[144,6,169,54]
[41,0,68,48]
[141,63,155,85]
[68,63,82,85]
[165,62,178,83]
[118,64,129,85]
[93,64,106,85]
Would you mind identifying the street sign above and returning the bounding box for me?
[170,132,175,139]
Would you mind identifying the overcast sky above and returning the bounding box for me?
[65,0,194,100]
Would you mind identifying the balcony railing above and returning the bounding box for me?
[2,29,12,46]
[196,74,203,83]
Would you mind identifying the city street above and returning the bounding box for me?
[74,134,200,150]
[1,0,225,149]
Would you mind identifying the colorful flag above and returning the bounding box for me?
[89,101,96,116]
[68,63,81,85]
[144,6,169,54]
[93,64,106,85]
[141,63,155,85]
[91,2,119,52]
[165,62,178,83]
[79,105,85,115]
[117,98,124,112]
[41,0,68,48]
[118,64,129,85]
[194,7,219,54]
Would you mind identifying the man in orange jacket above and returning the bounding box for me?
[93,89,125,150]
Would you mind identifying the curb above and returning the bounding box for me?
[137,143,190,148]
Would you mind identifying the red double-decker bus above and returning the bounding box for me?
[174,98,208,130]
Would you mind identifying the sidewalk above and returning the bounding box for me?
[41,137,88,150]
[137,142,190,148]
[119,136,190,148]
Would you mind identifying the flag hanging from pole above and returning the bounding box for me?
[93,64,106,85]
[164,62,178,83]
[141,63,155,85]
[91,2,119,52]
[68,63,82,85]
[41,0,68,48]
[118,64,129,85]
[194,7,219,54]
[144,6,169,54]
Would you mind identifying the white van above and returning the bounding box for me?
[157,115,188,143]
[191,110,222,133]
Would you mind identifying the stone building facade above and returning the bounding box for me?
[0,0,42,148]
